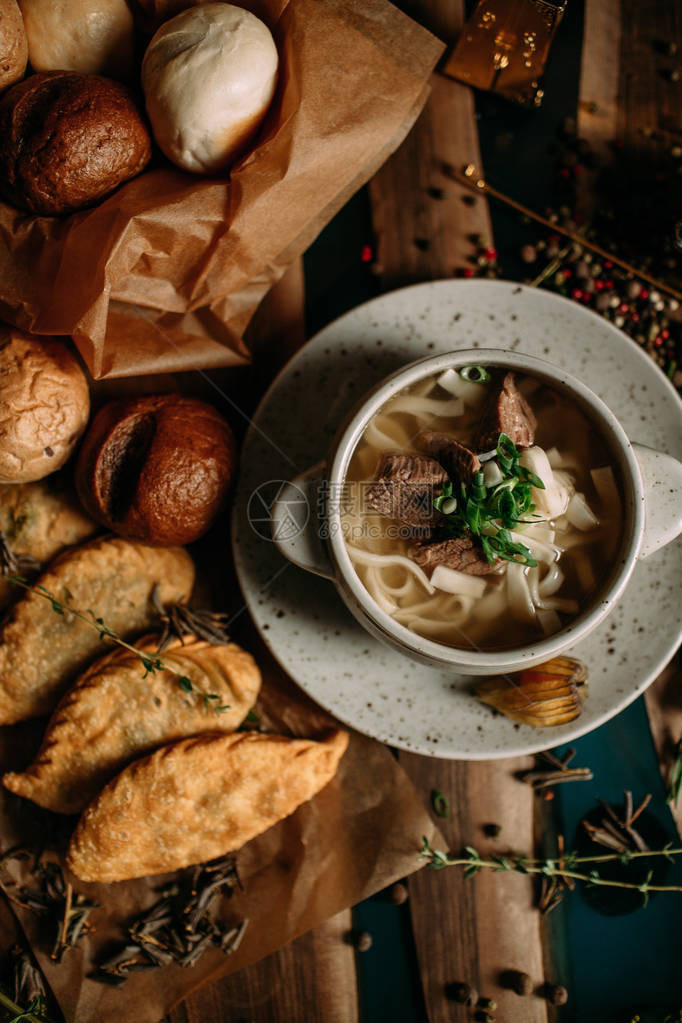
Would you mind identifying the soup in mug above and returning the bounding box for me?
[340,365,624,652]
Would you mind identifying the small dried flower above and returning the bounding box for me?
[473,656,587,726]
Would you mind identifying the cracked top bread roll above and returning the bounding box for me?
[0,328,90,484]
[0,0,27,91]
[19,0,135,80]
[141,3,278,174]
[0,71,152,215]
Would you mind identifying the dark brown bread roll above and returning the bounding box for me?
[76,394,237,545]
[0,71,151,215]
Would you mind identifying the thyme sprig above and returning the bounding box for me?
[667,737,682,807]
[418,837,682,907]
[4,574,229,714]
[433,433,544,567]
[0,991,46,1023]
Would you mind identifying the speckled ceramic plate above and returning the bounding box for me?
[232,280,682,759]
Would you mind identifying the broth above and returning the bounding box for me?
[340,366,624,652]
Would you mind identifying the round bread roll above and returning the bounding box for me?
[0,0,27,91]
[19,0,135,80]
[141,3,278,174]
[75,394,237,546]
[0,328,90,484]
[0,71,152,215]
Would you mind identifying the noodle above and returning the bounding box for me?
[341,368,623,651]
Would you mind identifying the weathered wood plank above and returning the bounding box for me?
[401,755,548,1023]
[369,2,491,287]
[368,3,549,1020]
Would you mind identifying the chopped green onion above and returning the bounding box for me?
[431,431,543,567]
[518,464,546,490]
[459,365,491,383]
[431,789,451,818]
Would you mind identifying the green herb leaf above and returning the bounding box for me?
[433,432,541,567]
[667,738,682,806]
[178,676,194,694]
[431,789,451,819]
[459,365,491,383]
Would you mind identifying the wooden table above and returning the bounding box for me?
[167,1,682,1019]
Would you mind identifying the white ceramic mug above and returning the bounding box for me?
[271,349,682,675]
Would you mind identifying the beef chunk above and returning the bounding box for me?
[418,430,481,485]
[474,372,536,450]
[411,536,503,576]
[365,452,448,528]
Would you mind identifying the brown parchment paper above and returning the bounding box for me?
[0,0,443,379]
[0,656,442,1023]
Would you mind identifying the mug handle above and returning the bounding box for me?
[270,461,335,580]
[633,443,682,558]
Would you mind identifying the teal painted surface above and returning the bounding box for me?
[551,697,682,1023]
[352,895,428,1023]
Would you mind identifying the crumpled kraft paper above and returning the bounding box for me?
[0,0,443,378]
[0,645,442,1023]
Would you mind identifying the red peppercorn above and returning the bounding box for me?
[618,303,629,314]
[573,165,583,176]
[655,337,664,347]
[660,329,670,339]
[462,267,475,278]
[595,280,605,291]
[484,247,498,261]
[604,280,613,289]
[572,288,583,300]
[604,260,612,268]
[640,288,650,300]
[360,244,373,263]
[558,168,571,179]
[544,790,555,801]
[563,269,572,279]
[631,313,640,322]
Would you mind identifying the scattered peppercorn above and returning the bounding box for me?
[354,930,373,952]
[542,982,568,1005]
[501,969,533,996]
[483,823,502,838]
[387,882,409,905]
[478,996,497,1010]
[445,981,478,1005]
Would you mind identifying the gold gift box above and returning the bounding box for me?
[443,0,566,107]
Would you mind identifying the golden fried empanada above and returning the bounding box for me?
[3,634,261,814]
[67,729,349,882]
[0,477,98,610]
[0,536,194,724]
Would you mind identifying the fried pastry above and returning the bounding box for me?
[67,729,349,882]
[3,634,261,814]
[0,477,98,611]
[0,536,194,724]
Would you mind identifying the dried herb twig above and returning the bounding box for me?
[152,586,231,651]
[3,574,229,714]
[519,748,593,791]
[0,535,41,580]
[584,792,652,853]
[0,855,97,963]
[419,838,682,907]
[92,856,247,986]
